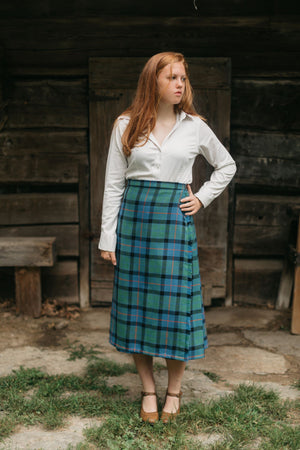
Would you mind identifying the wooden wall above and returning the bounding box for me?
[0,1,299,307]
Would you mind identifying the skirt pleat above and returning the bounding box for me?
[109,179,208,361]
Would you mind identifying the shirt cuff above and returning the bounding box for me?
[98,232,117,253]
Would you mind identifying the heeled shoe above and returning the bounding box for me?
[140,391,159,424]
[161,390,182,423]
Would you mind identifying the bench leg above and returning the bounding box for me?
[15,267,42,318]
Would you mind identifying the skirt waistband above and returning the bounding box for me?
[127,179,186,190]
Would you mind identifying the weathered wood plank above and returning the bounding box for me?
[291,215,300,334]
[1,0,297,19]
[0,237,56,267]
[235,195,300,227]
[232,79,300,131]
[78,164,90,308]
[0,225,79,256]
[0,17,298,53]
[0,130,87,156]
[234,258,283,306]
[5,79,88,129]
[5,50,300,79]
[0,156,86,183]
[0,193,78,225]
[231,130,300,159]
[15,266,42,317]
[233,52,300,78]
[234,225,288,255]
[90,57,231,90]
[42,260,79,304]
[234,155,300,188]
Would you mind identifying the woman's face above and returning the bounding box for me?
[157,62,186,106]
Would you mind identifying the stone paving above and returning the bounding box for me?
[0,306,299,449]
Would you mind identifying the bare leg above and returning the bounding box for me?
[163,359,186,413]
[133,354,157,412]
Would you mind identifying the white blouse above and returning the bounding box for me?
[99,111,236,252]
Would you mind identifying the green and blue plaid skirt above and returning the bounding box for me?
[109,179,208,361]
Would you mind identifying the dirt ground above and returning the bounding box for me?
[0,304,299,449]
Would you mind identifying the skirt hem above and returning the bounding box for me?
[109,337,208,362]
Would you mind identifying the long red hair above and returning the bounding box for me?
[120,52,202,156]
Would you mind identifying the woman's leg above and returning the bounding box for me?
[163,359,186,413]
[133,354,157,412]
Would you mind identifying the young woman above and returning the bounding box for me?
[99,52,236,424]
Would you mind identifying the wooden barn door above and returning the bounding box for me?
[89,57,232,306]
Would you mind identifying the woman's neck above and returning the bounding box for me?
[156,102,176,123]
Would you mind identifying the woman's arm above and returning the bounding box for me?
[99,117,128,258]
[195,120,237,207]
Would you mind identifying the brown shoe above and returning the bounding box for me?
[161,390,182,423]
[140,391,159,424]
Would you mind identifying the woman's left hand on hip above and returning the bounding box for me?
[179,184,203,215]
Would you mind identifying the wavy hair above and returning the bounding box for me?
[119,52,203,156]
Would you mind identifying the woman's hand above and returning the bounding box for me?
[101,251,117,266]
[179,184,203,215]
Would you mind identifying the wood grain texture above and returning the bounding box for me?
[231,79,300,131]
[5,79,88,129]
[0,193,78,225]
[231,130,300,159]
[0,17,298,53]
[234,258,283,306]
[42,260,79,304]
[235,195,300,227]
[0,237,56,267]
[78,163,90,308]
[0,225,79,256]
[15,266,42,317]
[0,0,297,19]
[291,216,300,334]
[89,57,231,90]
[234,155,300,188]
[0,130,87,156]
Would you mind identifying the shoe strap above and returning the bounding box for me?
[141,391,157,397]
[166,390,182,398]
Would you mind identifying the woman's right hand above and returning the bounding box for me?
[101,251,117,266]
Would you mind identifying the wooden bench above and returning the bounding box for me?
[0,237,56,317]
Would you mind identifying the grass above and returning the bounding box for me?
[0,353,299,449]
[294,379,300,390]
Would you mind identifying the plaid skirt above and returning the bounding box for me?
[109,179,208,361]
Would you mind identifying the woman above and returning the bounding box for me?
[99,52,236,424]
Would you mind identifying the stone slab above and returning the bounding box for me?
[0,347,87,377]
[0,416,102,450]
[243,330,300,359]
[205,307,283,329]
[206,332,245,346]
[189,346,288,375]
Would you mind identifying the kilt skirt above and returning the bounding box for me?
[109,179,208,361]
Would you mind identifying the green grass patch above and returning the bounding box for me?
[293,379,300,390]
[64,341,102,361]
[202,371,221,383]
[0,361,299,449]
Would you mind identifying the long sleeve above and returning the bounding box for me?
[194,121,236,207]
[98,118,128,252]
